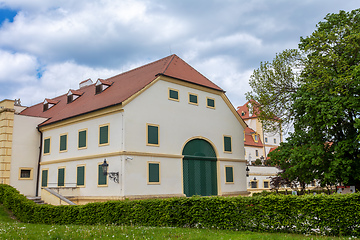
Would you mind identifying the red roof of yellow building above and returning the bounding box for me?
[244,127,263,147]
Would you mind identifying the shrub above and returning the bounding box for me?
[0,184,359,237]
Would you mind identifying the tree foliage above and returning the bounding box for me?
[261,9,360,188]
[246,49,303,133]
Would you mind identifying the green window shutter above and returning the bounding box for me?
[44,138,50,154]
[225,167,233,183]
[207,98,215,107]
[169,89,179,100]
[77,166,85,186]
[147,125,159,145]
[98,165,107,185]
[224,136,232,152]
[189,94,198,104]
[99,125,109,145]
[149,163,160,183]
[207,98,215,108]
[78,130,87,148]
[60,135,67,151]
[41,170,48,187]
[58,168,65,187]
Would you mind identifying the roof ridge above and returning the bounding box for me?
[160,54,176,74]
[163,55,223,91]
[106,55,175,82]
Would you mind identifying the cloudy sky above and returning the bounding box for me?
[0,1,359,108]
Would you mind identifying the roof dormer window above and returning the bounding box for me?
[43,99,59,112]
[67,90,83,104]
[95,79,113,94]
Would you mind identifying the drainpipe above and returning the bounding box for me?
[35,126,43,197]
[121,112,124,196]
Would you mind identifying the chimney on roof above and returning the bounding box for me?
[79,78,93,88]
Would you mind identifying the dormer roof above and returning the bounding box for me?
[95,79,113,94]
[20,54,224,127]
[96,79,113,86]
[43,98,60,112]
[244,127,263,147]
[67,89,83,96]
[44,99,59,105]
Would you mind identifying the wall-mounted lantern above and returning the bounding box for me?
[246,166,250,177]
[101,159,119,183]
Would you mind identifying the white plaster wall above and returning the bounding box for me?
[247,175,272,189]
[10,115,47,196]
[123,79,246,195]
[39,112,123,197]
[41,112,123,162]
[245,119,257,132]
[123,80,245,159]
[248,166,279,175]
[39,155,122,197]
[244,146,263,163]
[123,155,183,196]
[247,166,279,190]
[219,161,247,194]
[264,132,281,147]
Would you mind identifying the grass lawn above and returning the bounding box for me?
[0,205,355,240]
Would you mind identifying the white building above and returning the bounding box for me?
[247,165,279,194]
[237,100,282,162]
[236,100,283,193]
[0,55,249,204]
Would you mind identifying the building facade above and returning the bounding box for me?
[1,55,249,204]
[237,100,282,163]
[236,100,283,193]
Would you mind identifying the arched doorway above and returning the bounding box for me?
[182,138,218,197]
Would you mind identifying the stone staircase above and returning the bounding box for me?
[26,196,47,205]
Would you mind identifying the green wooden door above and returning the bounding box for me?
[182,139,217,197]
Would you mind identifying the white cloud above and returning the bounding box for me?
[191,55,253,107]
[0,0,189,65]
[12,61,120,106]
[1,0,359,108]
[0,49,38,83]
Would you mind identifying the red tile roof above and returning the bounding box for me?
[266,147,277,160]
[237,99,280,121]
[20,54,224,126]
[244,127,263,147]
[236,100,260,119]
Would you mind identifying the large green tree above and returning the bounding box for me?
[254,9,360,188]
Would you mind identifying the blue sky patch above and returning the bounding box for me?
[0,8,18,24]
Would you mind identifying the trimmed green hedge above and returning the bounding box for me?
[0,184,359,236]
[252,189,337,197]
